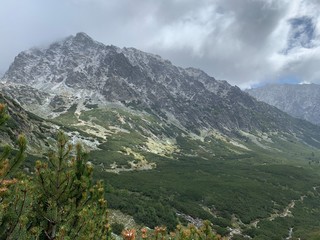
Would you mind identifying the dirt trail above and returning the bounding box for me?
[227,194,307,239]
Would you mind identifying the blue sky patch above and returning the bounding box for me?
[283,16,315,54]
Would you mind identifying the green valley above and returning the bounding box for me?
[51,104,320,239]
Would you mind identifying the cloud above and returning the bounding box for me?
[147,0,289,88]
[0,0,320,88]
[147,0,320,88]
[265,0,320,87]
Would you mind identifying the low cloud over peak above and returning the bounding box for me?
[0,0,319,89]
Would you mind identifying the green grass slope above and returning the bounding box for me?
[52,105,320,239]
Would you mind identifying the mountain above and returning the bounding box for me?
[2,32,320,141]
[0,92,101,154]
[246,83,320,125]
[2,33,320,238]
[0,92,54,153]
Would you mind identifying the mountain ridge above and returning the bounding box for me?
[2,33,320,151]
[3,32,319,138]
[246,83,320,125]
[0,92,54,153]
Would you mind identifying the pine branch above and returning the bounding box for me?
[6,189,27,238]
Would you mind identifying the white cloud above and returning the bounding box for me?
[147,0,320,88]
[0,0,320,88]
[265,0,320,86]
[299,81,311,84]
[150,5,219,55]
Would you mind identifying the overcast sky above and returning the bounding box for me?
[1,0,320,88]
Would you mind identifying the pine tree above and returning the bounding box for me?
[0,103,26,181]
[0,103,33,239]
[1,103,111,239]
[34,131,110,239]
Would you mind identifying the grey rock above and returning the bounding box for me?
[2,33,320,144]
[247,84,320,125]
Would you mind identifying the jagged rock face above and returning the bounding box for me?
[246,84,320,126]
[0,93,56,153]
[1,32,317,135]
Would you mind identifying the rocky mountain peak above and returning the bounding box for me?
[74,32,93,42]
[3,32,318,137]
[69,32,97,49]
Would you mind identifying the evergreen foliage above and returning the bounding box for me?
[121,221,220,240]
[0,103,31,239]
[0,102,219,239]
[34,131,110,239]
[0,104,111,239]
